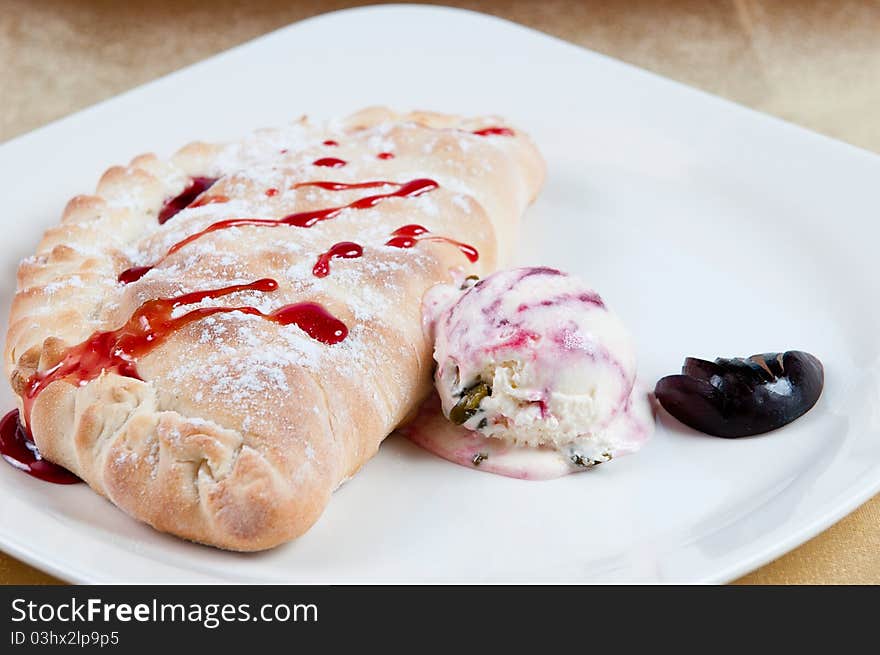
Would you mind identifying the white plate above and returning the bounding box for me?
[1,4,878,584]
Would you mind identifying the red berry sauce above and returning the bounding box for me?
[312,157,347,168]
[0,410,80,484]
[118,179,438,283]
[189,194,229,208]
[292,180,396,191]
[472,127,515,137]
[23,279,346,429]
[158,177,218,224]
[11,125,497,485]
[313,242,364,278]
[386,224,478,263]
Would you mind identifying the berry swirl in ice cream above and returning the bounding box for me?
[400,267,654,480]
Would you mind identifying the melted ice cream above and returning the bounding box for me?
[406,267,655,479]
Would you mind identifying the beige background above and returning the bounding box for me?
[1,0,878,584]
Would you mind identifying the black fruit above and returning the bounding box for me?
[654,351,824,438]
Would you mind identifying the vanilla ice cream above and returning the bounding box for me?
[420,266,652,474]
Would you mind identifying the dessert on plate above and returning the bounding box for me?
[400,267,654,479]
[3,107,544,550]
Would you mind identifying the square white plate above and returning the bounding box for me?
[1,4,878,584]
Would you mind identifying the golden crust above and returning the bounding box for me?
[4,107,545,550]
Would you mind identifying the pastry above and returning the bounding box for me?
[4,108,545,550]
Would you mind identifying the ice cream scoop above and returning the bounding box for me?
[408,267,653,478]
[655,351,824,438]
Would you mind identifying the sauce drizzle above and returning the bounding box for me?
[313,242,364,278]
[386,224,479,263]
[312,157,347,168]
[23,279,347,429]
[9,123,508,484]
[472,127,515,137]
[158,177,218,224]
[292,180,396,191]
[118,179,439,283]
[189,194,229,208]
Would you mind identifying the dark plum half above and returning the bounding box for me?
[654,351,824,438]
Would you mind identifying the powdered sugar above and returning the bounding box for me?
[451,194,473,213]
[165,313,326,415]
[414,194,440,216]
[212,120,317,173]
[26,112,502,445]
[42,275,85,294]
[114,449,138,466]
[367,133,397,153]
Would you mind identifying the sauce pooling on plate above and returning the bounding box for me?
[399,393,653,480]
[0,410,80,484]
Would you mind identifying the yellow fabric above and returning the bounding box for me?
[1,0,878,584]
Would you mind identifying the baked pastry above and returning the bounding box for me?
[4,107,544,550]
